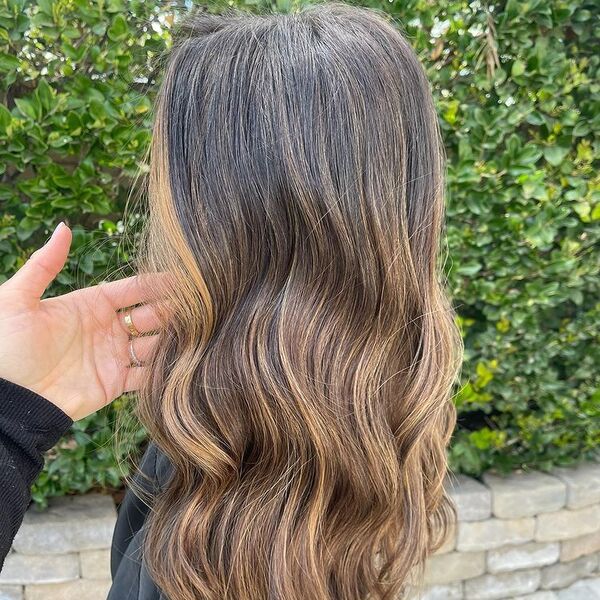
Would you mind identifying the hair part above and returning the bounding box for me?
[134,3,463,599]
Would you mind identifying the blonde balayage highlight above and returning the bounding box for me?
[134,3,463,599]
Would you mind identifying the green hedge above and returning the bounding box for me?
[0,0,598,503]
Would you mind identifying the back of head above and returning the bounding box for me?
[136,3,463,598]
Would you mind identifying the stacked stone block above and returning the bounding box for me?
[0,494,116,600]
[412,461,600,599]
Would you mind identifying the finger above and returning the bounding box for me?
[117,335,160,395]
[6,222,72,300]
[97,272,174,309]
[123,365,150,394]
[117,302,170,337]
[123,333,160,367]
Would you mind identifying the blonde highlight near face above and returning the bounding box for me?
[134,3,463,599]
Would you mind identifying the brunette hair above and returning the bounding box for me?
[134,2,463,599]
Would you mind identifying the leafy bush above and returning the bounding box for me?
[0,0,164,503]
[0,0,597,502]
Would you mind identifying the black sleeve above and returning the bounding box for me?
[0,377,73,570]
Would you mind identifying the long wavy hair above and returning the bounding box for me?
[133,3,463,599]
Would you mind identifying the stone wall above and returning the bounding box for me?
[415,461,600,600]
[1,462,600,600]
[0,494,116,600]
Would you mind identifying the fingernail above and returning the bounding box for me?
[45,222,64,244]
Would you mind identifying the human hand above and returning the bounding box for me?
[0,222,168,420]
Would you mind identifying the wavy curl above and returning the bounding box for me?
[134,3,463,599]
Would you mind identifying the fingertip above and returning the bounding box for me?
[53,221,64,236]
[57,221,72,238]
[45,221,70,246]
[56,222,73,249]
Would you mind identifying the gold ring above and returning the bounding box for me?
[124,308,141,337]
[128,338,143,368]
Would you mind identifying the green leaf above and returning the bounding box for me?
[48,134,72,148]
[0,104,12,130]
[35,78,54,112]
[544,145,570,166]
[511,60,525,77]
[456,262,482,276]
[107,14,128,41]
[505,0,519,17]
[0,52,20,71]
[37,0,54,15]
[16,216,40,241]
[14,98,39,120]
[518,145,543,164]
[572,122,590,137]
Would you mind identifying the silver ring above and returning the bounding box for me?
[128,338,143,367]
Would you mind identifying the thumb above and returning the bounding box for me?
[6,222,72,300]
